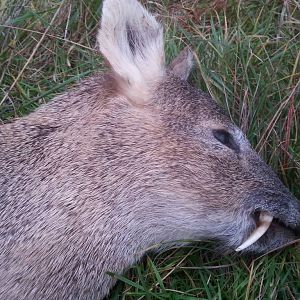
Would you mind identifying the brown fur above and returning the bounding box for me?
[0,0,299,299]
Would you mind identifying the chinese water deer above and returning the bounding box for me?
[0,0,299,299]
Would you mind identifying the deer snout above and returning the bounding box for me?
[236,191,300,253]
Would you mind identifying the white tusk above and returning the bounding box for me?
[235,212,273,252]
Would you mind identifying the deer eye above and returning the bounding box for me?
[212,129,240,152]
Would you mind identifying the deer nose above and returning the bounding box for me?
[269,194,300,229]
[245,190,300,229]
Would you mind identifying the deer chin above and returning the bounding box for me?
[235,211,273,251]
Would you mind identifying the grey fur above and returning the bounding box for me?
[0,0,299,299]
[168,46,194,80]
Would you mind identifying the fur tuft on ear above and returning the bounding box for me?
[168,47,194,81]
[98,0,165,103]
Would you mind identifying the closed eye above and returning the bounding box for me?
[212,129,240,153]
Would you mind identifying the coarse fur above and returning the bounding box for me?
[0,0,300,299]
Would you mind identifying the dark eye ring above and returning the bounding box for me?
[212,129,240,152]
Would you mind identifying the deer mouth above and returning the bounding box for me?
[235,211,299,252]
[235,211,273,251]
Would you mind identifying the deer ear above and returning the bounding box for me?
[168,47,194,80]
[98,0,165,103]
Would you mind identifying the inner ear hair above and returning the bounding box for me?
[97,0,165,104]
[168,46,194,81]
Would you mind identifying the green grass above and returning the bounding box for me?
[1,0,300,299]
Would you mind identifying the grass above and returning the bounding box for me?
[1,0,300,298]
